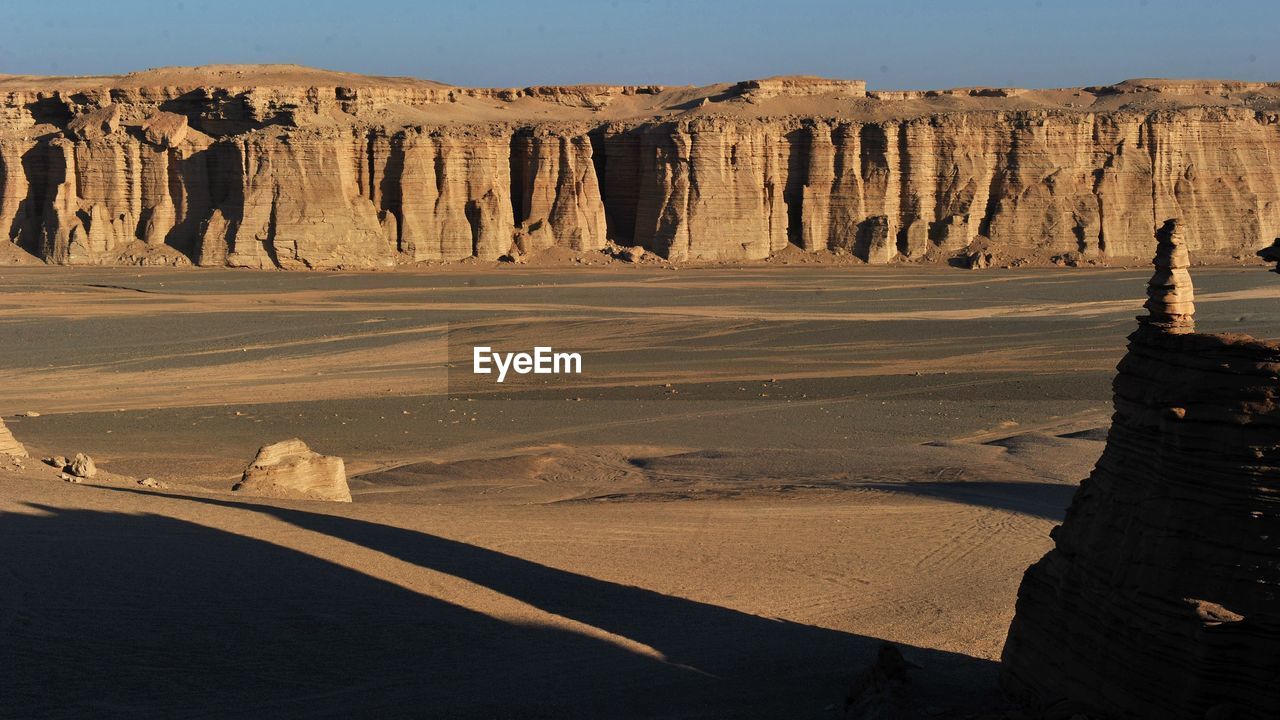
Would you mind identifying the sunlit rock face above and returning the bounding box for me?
[232,439,351,503]
[4,67,1280,268]
[0,419,26,458]
[1000,221,1280,719]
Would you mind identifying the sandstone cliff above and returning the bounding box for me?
[3,65,1279,268]
[1000,221,1280,718]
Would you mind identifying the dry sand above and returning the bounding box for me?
[3,265,1279,718]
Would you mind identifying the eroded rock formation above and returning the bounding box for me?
[232,438,351,502]
[0,419,27,457]
[3,66,1280,268]
[1000,221,1280,718]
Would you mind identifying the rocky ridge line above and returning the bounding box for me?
[3,66,1280,269]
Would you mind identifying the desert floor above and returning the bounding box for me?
[3,264,1278,718]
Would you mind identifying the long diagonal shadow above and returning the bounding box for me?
[3,487,1001,718]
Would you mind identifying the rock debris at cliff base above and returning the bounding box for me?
[2,65,1280,269]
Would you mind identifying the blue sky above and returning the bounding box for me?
[2,0,1275,89]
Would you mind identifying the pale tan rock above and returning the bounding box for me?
[511,129,607,253]
[0,419,26,458]
[141,112,189,148]
[67,453,96,478]
[232,439,351,502]
[4,66,1280,269]
[66,104,121,140]
[225,129,393,270]
[112,239,192,267]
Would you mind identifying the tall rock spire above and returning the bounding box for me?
[1000,220,1280,718]
[1140,218,1195,333]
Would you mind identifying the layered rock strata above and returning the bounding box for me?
[3,66,1280,268]
[0,419,26,457]
[1000,222,1280,718]
[232,438,351,502]
[1141,218,1196,333]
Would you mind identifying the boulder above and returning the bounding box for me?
[67,453,96,478]
[232,439,351,502]
[141,111,189,148]
[66,104,122,140]
[1000,219,1280,718]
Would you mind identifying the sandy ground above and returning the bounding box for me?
[3,265,1279,718]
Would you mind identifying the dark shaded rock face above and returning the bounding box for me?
[1000,222,1280,719]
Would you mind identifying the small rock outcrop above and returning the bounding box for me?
[64,103,121,140]
[232,439,351,502]
[0,419,27,457]
[1000,220,1280,718]
[66,453,96,478]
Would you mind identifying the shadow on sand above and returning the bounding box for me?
[867,481,1078,522]
[1,489,1002,719]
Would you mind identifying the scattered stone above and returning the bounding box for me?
[137,477,166,489]
[232,438,351,502]
[0,418,27,458]
[19,411,39,418]
[67,453,97,478]
[0,70,1278,270]
[111,240,194,267]
[966,249,993,269]
[60,473,80,484]
[620,246,645,263]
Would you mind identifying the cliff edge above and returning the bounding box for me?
[3,66,1280,269]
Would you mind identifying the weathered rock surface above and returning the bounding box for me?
[232,438,351,502]
[1141,218,1196,333]
[67,453,96,478]
[3,65,1280,268]
[1000,221,1280,718]
[0,418,26,457]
